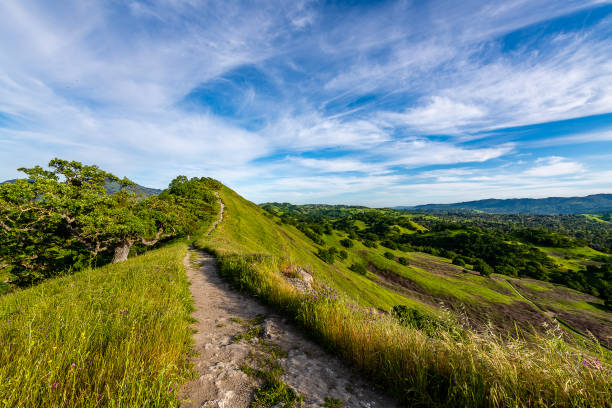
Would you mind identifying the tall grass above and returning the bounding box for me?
[197,238,612,407]
[0,242,194,407]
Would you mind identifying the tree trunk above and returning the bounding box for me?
[112,242,132,263]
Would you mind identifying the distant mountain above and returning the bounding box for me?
[399,194,612,214]
[104,180,162,197]
[1,178,162,198]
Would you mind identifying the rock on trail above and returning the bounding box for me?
[179,250,399,408]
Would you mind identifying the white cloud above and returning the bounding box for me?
[264,112,390,150]
[527,130,612,147]
[380,97,487,133]
[382,140,514,167]
[523,156,585,177]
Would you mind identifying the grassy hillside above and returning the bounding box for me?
[196,186,611,407]
[0,242,193,407]
[198,186,424,312]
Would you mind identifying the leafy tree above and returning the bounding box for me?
[362,240,378,248]
[384,251,395,260]
[340,238,354,248]
[338,249,348,260]
[397,257,410,266]
[0,159,214,285]
[452,257,466,267]
[317,247,338,264]
[349,263,367,275]
[473,259,493,277]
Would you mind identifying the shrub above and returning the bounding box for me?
[397,257,409,266]
[362,240,378,248]
[338,250,348,260]
[474,259,493,277]
[340,238,354,248]
[317,248,337,264]
[381,240,398,250]
[383,252,395,260]
[452,257,466,267]
[349,263,367,275]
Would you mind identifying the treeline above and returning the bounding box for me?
[412,212,612,253]
[0,159,220,287]
[552,262,611,309]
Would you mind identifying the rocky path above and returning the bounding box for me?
[179,249,399,408]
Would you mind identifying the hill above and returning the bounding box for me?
[400,193,612,214]
[2,170,610,407]
[196,185,611,407]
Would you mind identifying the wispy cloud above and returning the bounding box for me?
[523,156,585,177]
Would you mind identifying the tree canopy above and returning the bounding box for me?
[0,159,219,286]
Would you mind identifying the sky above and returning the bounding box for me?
[1,0,611,206]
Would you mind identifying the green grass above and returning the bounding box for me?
[195,186,612,407]
[583,214,611,223]
[323,396,343,407]
[519,280,550,292]
[536,245,609,271]
[199,187,428,313]
[0,242,194,407]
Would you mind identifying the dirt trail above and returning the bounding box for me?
[180,250,399,408]
[205,192,224,237]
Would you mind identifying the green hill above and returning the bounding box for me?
[403,193,612,214]
[195,185,611,407]
[1,178,610,407]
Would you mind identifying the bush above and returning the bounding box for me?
[340,238,354,248]
[397,257,409,266]
[317,247,337,264]
[362,240,378,248]
[338,250,348,260]
[384,252,395,260]
[349,263,367,275]
[474,259,493,277]
[452,257,466,267]
[381,240,398,250]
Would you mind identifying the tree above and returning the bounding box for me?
[474,259,493,277]
[397,257,410,266]
[349,263,367,275]
[0,159,202,284]
[452,257,466,267]
[340,238,354,248]
[384,251,395,260]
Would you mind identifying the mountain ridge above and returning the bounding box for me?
[397,193,612,214]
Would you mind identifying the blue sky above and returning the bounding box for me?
[0,0,611,206]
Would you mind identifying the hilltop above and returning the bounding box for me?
[399,193,612,214]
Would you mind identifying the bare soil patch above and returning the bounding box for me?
[366,263,552,335]
[554,310,612,348]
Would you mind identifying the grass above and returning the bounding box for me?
[196,186,612,407]
[323,396,343,407]
[0,242,194,407]
[536,245,609,271]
